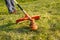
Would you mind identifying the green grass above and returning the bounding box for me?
[0,0,60,40]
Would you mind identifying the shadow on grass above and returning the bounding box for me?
[15,26,40,34]
[0,22,40,34]
[0,22,15,31]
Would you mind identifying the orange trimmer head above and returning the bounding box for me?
[16,15,40,24]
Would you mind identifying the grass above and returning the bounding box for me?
[0,0,60,40]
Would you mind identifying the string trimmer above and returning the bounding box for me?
[14,0,40,30]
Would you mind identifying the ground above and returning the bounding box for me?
[0,0,60,40]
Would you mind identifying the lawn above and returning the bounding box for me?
[0,0,60,40]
